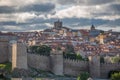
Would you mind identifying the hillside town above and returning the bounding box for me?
[0,20,120,80]
[1,20,120,58]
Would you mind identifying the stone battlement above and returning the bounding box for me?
[0,42,120,79]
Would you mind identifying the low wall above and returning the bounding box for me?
[100,63,120,78]
[27,53,50,71]
[63,59,89,76]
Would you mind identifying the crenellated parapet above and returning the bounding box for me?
[100,62,120,78]
[27,53,50,71]
[64,58,89,76]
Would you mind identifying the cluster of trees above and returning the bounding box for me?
[28,45,51,56]
[63,44,88,61]
[100,57,105,63]
[64,44,75,54]
[100,56,120,63]
[111,56,120,63]
[63,52,88,61]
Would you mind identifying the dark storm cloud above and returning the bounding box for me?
[0,0,120,31]
[103,19,120,27]
[0,3,55,13]
[0,6,15,13]
[57,0,114,5]
[0,17,120,31]
[0,21,29,26]
[0,24,50,32]
[94,3,120,16]
[84,0,114,5]
[57,0,76,5]
[0,17,54,31]
[20,3,55,13]
[109,4,120,14]
[60,18,109,27]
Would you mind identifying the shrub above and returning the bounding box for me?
[77,72,89,80]
[28,45,51,56]
[63,52,87,61]
[111,72,120,80]
[0,62,12,73]
[108,70,120,78]
[110,56,120,63]
[100,57,105,63]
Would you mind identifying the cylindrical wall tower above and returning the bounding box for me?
[50,50,63,75]
[89,55,100,78]
[10,41,28,70]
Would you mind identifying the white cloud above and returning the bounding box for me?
[38,14,47,19]
[0,0,55,7]
[3,25,23,30]
[47,6,91,19]
[0,13,37,23]
[0,14,16,22]
[0,0,12,6]
[44,23,53,27]
[15,12,37,23]
[0,0,120,32]
[96,26,120,32]
[47,3,120,21]
[95,15,120,21]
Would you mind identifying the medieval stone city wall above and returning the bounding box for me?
[1,41,120,78]
[63,59,89,76]
[8,43,12,62]
[0,40,9,63]
[27,53,50,71]
[27,53,89,76]
[50,53,63,75]
[89,56,100,78]
[100,63,120,78]
[27,53,120,78]
[15,43,28,69]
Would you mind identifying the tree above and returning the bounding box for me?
[65,44,75,54]
[77,54,83,60]
[29,46,38,53]
[63,52,87,61]
[100,57,105,63]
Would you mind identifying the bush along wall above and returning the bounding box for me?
[63,52,88,61]
[77,72,90,80]
[111,72,120,80]
[28,45,52,56]
[108,70,120,79]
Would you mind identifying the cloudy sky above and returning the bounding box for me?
[0,0,120,32]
